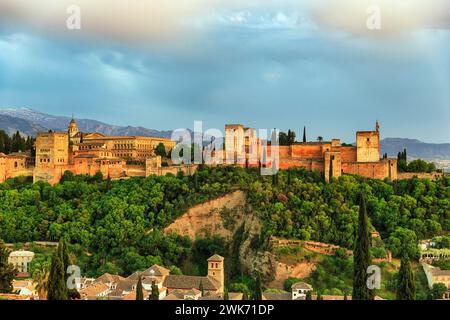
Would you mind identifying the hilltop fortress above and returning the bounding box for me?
[225,121,397,182]
[0,119,397,184]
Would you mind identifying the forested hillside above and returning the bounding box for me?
[0,167,448,277]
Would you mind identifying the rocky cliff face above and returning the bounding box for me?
[164,190,248,240]
[164,190,277,282]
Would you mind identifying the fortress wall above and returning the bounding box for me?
[397,172,445,180]
[340,146,357,162]
[342,160,390,180]
[278,158,325,173]
[290,144,326,158]
[277,146,290,158]
[0,156,6,183]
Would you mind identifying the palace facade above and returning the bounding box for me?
[0,119,397,184]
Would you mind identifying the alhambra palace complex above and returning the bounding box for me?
[0,119,397,184]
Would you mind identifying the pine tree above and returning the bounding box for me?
[150,280,159,300]
[352,193,372,300]
[0,240,15,293]
[136,276,144,300]
[47,247,68,300]
[396,255,416,300]
[303,126,306,143]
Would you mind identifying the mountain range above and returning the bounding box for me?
[0,107,172,138]
[1,107,449,163]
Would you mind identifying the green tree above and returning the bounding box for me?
[305,290,312,300]
[287,130,296,145]
[303,126,306,143]
[396,255,416,300]
[224,289,229,300]
[430,283,447,300]
[150,280,159,300]
[154,143,167,158]
[254,273,263,300]
[136,276,144,300]
[60,240,71,283]
[407,159,436,173]
[199,280,204,297]
[47,247,68,300]
[0,240,15,293]
[279,132,288,146]
[352,193,372,300]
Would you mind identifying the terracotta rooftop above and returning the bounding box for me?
[430,267,450,276]
[80,282,109,298]
[163,275,220,291]
[121,289,150,300]
[262,292,291,300]
[95,273,125,285]
[291,282,313,290]
[207,254,224,262]
[163,293,182,300]
[127,264,170,280]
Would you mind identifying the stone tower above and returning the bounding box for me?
[207,254,224,294]
[68,116,79,138]
[356,122,380,163]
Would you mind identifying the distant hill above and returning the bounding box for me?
[380,138,450,160]
[0,107,172,138]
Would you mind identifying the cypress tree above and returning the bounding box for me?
[59,240,80,300]
[396,255,416,300]
[254,273,262,300]
[0,240,15,293]
[352,193,372,300]
[106,174,112,190]
[47,247,68,300]
[199,280,204,297]
[136,276,144,300]
[150,280,159,300]
[60,240,71,283]
[224,289,229,300]
[303,126,306,143]
[329,157,333,181]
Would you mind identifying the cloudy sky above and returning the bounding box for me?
[0,0,449,143]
